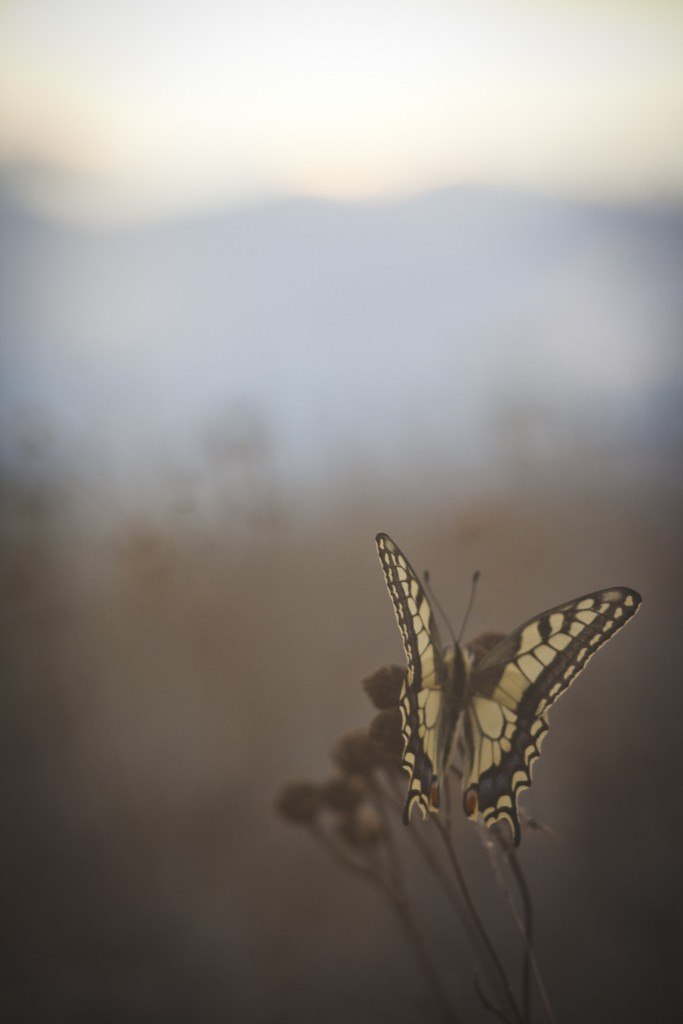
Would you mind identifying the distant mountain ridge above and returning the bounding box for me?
[1,180,681,498]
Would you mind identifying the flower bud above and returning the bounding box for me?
[322,774,366,811]
[336,805,384,848]
[466,632,506,666]
[362,664,404,708]
[368,708,403,767]
[332,728,384,777]
[275,781,322,824]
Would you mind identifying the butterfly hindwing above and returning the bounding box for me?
[375,533,642,843]
[463,588,642,844]
[375,533,446,822]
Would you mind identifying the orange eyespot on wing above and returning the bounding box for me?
[464,787,478,817]
[429,780,440,810]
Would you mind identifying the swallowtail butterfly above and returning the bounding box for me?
[376,533,641,844]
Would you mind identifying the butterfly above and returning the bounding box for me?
[375,533,641,845]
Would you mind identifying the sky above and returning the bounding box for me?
[1,0,683,224]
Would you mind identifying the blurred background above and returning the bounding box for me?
[1,1,681,1021]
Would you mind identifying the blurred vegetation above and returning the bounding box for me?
[1,415,681,1022]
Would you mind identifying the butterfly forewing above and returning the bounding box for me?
[464,587,642,844]
[375,533,447,822]
[375,532,642,844]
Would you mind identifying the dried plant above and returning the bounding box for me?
[276,652,559,1024]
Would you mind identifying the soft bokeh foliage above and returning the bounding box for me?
[1,5,681,1021]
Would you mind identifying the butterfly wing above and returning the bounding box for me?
[375,533,448,823]
[462,587,642,845]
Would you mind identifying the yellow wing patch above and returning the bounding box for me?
[462,587,642,844]
[376,534,448,823]
[375,533,642,844]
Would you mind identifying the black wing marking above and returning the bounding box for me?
[375,533,446,822]
[462,587,642,845]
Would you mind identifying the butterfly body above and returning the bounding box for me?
[405,641,467,818]
[375,532,641,844]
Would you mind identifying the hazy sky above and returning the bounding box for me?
[1,0,683,223]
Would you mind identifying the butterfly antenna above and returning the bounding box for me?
[457,571,481,643]
[423,569,458,649]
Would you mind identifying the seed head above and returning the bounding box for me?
[332,728,385,777]
[322,774,366,811]
[368,708,403,767]
[275,781,323,824]
[362,664,404,708]
[467,632,506,667]
[336,805,384,848]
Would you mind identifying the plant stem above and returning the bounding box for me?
[475,972,516,1023]
[433,817,523,1024]
[380,777,515,1022]
[386,887,462,1024]
[506,847,533,1022]
[501,840,557,1024]
[369,778,404,887]
[310,823,459,1024]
